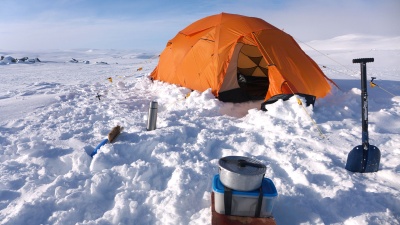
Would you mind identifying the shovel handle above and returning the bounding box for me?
[353,58,374,64]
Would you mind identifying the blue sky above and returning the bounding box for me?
[0,0,399,51]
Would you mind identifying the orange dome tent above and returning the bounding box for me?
[151,13,334,108]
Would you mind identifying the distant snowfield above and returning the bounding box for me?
[305,34,400,51]
[0,35,399,225]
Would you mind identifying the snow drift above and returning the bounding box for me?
[0,36,399,225]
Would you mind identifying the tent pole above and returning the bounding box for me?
[251,32,274,66]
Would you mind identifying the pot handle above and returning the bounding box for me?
[220,158,265,169]
[237,159,264,168]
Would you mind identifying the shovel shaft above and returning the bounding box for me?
[353,58,374,149]
[353,58,375,172]
[360,62,369,150]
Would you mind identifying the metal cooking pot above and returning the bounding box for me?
[218,156,266,191]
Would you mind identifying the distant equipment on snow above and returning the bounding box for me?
[0,56,41,64]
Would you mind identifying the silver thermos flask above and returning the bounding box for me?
[146,101,158,131]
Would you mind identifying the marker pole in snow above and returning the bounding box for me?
[345,58,381,173]
[146,101,158,131]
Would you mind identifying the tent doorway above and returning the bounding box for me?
[236,44,269,100]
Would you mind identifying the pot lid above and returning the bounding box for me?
[218,156,266,175]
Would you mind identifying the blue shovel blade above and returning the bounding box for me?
[345,145,381,173]
[90,138,109,157]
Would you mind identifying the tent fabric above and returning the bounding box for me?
[151,12,333,103]
[237,44,269,77]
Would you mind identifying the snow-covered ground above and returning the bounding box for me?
[0,36,399,225]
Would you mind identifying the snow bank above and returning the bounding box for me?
[0,41,399,224]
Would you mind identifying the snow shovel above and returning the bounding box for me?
[90,125,123,157]
[345,58,381,173]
